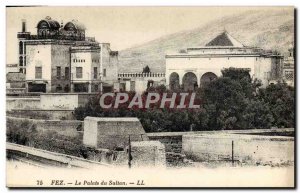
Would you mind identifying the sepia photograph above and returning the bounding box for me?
[5,6,295,188]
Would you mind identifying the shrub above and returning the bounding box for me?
[6,118,94,158]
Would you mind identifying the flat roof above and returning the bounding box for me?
[131,141,164,147]
[187,46,259,49]
[40,93,98,95]
[165,54,262,58]
[85,117,140,122]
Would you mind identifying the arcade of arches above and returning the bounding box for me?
[169,72,218,91]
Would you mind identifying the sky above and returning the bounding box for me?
[6,6,282,64]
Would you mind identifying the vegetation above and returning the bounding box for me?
[258,82,295,128]
[6,110,51,120]
[6,118,93,158]
[142,65,151,73]
[74,68,294,132]
[75,86,206,132]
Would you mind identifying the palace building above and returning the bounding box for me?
[281,45,294,87]
[165,31,283,91]
[15,20,292,94]
[17,17,118,93]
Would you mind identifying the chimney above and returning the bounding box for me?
[22,19,26,32]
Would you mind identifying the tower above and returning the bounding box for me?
[17,19,31,74]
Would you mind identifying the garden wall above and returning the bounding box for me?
[7,116,83,138]
[147,135,182,153]
[6,97,40,111]
[130,141,166,168]
[182,133,294,165]
[7,109,75,120]
[83,117,148,149]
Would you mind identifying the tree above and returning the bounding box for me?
[142,65,151,73]
[201,77,249,130]
[201,68,272,130]
[221,67,251,82]
[243,99,274,129]
[258,83,294,128]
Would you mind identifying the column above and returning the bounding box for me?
[25,82,29,93]
[88,81,92,93]
[70,83,74,93]
[197,73,201,88]
[179,73,183,85]
[46,81,52,93]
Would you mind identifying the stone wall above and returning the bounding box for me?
[147,128,294,155]
[147,135,182,153]
[7,142,110,169]
[130,141,166,168]
[182,133,294,166]
[7,93,97,113]
[40,94,78,110]
[8,109,75,120]
[40,93,97,110]
[7,116,82,138]
[83,117,149,149]
[6,97,40,111]
[6,88,26,95]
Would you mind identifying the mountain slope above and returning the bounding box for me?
[118,9,294,73]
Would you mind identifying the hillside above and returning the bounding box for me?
[118,9,294,73]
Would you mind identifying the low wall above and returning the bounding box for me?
[6,93,97,113]
[40,93,97,110]
[8,109,75,120]
[147,128,294,154]
[83,117,148,149]
[86,148,126,166]
[130,141,166,168]
[6,97,40,111]
[6,88,26,95]
[7,116,82,138]
[87,141,167,168]
[182,133,294,166]
[147,128,295,137]
[7,142,110,169]
[40,94,78,110]
[147,135,182,153]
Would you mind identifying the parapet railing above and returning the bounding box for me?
[17,33,97,42]
[118,73,165,78]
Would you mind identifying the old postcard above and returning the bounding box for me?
[6,6,295,188]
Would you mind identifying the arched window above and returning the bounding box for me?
[19,42,23,54]
[200,72,217,87]
[19,56,23,66]
[169,72,180,90]
[182,72,197,91]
